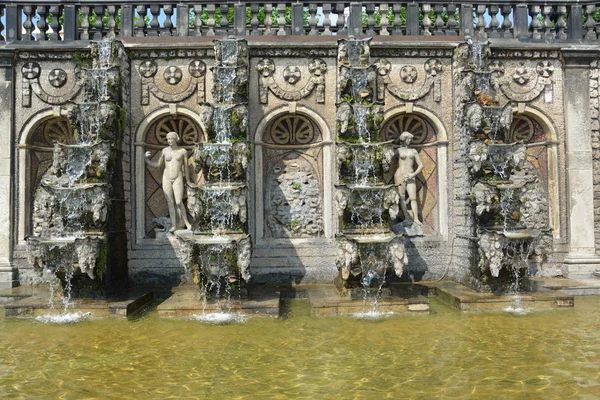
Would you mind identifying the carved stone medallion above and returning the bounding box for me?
[139,60,158,78]
[22,62,41,79]
[400,66,418,83]
[283,65,302,85]
[163,66,183,85]
[188,60,206,78]
[48,69,67,88]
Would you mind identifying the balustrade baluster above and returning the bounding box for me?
[250,4,260,36]
[23,6,34,41]
[422,4,432,36]
[135,6,147,38]
[322,4,332,36]
[219,5,229,35]
[434,4,444,35]
[49,5,62,40]
[336,3,347,35]
[447,4,457,36]
[308,4,318,36]
[476,5,486,40]
[264,4,273,35]
[93,6,105,40]
[277,3,286,36]
[164,5,174,36]
[392,4,403,36]
[205,5,215,36]
[543,6,554,41]
[106,6,117,39]
[193,5,203,36]
[556,6,567,40]
[365,4,375,36]
[0,6,4,41]
[36,6,49,41]
[586,5,597,41]
[489,5,500,38]
[148,5,160,37]
[530,6,541,40]
[380,4,389,36]
[501,5,512,38]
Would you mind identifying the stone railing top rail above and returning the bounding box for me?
[2,1,600,42]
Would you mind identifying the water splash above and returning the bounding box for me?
[35,312,91,324]
[191,313,247,325]
[353,310,394,320]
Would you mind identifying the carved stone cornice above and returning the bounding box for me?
[371,48,453,58]
[128,49,211,60]
[490,49,560,60]
[250,48,336,58]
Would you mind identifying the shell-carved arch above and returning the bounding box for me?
[511,105,560,237]
[381,105,449,237]
[254,105,333,241]
[17,109,74,244]
[134,107,205,242]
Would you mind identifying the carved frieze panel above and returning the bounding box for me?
[21,62,84,107]
[493,60,555,103]
[139,59,207,105]
[257,58,327,104]
[376,59,443,103]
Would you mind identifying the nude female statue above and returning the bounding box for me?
[394,131,424,225]
[145,131,193,232]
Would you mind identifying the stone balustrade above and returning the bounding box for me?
[1,1,600,42]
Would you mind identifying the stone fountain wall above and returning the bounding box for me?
[4,36,600,289]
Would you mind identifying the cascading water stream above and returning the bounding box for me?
[32,41,116,322]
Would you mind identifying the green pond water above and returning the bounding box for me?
[1,296,599,399]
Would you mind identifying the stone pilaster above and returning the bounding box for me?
[561,48,600,279]
[0,49,18,288]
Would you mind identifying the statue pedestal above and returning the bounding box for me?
[562,254,600,280]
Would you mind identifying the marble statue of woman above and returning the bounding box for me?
[394,131,424,225]
[145,131,193,232]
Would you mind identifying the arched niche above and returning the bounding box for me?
[134,107,205,242]
[17,110,73,244]
[381,106,449,238]
[510,105,560,238]
[254,106,333,242]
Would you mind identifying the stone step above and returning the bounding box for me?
[251,255,337,269]
[0,286,34,304]
[252,246,338,258]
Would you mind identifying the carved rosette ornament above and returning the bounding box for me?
[48,69,68,88]
[497,60,555,103]
[377,58,443,102]
[21,62,84,107]
[139,59,206,105]
[283,66,302,84]
[257,58,327,104]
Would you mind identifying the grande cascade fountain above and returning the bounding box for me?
[173,37,254,316]
[458,42,552,293]
[25,42,128,311]
[334,38,412,308]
